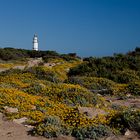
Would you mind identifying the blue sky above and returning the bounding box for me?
[0,0,140,57]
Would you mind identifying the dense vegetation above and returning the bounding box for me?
[0,47,78,61]
[68,47,140,84]
[0,47,140,139]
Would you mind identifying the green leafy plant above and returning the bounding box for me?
[72,125,111,140]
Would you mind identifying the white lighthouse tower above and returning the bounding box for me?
[33,34,38,51]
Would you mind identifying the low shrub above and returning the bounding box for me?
[41,82,102,106]
[0,68,23,76]
[33,115,72,138]
[72,125,111,140]
[109,109,140,133]
[23,83,43,95]
[128,82,140,95]
[66,76,115,95]
[26,66,61,83]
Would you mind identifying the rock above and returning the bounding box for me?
[125,129,131,136]
[65,68,70,72]
[24,125,34,130]
[126,94,131,97]
[108,100,112,103]
[104,104,108,107]
[27,58,43,68]
[124,130,139,139]
[44,63,56,67]
[0,112,3,120]
[4,106,18,113]
[13,117,28,125]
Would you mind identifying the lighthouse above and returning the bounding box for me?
[33,34,38,51]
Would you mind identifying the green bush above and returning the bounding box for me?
[34,116,61,138]
[109,109,140,133]
[128,82,140,95]
[33,115,72,138]
[0,48,29,60]
[72,125,111,140]
[0,68,23,76]
[66,76,115,94]
[34,115,111,139]
[114,69,140,83]
[23,83,43,95]
[27,66,61,83]
[68,48,140,84]
[60,53,79,61]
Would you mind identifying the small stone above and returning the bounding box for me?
[7,132,12,135]
[24,125,34,130]
[65,68,70,72]
[24,125,34,128]
[109,100,112,103]
[126,94,131,97]
[4,106,18,113]
[125,129,131,136]
[13,117,28,124]
[0,112,3,120]
[97,93,102,96]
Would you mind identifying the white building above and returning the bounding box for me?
[33,34,38,51]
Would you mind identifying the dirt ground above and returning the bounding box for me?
[0,113,47,140]
[105,96,140,109]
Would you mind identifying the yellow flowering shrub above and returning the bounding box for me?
[0,63,14,68]
[52,60,81,81]
[0,72,36,88]
[67,76,115,90]
[0,58,139,139]
[111,84,128,95]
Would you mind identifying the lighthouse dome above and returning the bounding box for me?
[33,34,38,39]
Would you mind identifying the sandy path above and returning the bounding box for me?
[0,113,47,140]
[105,96,140,108]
